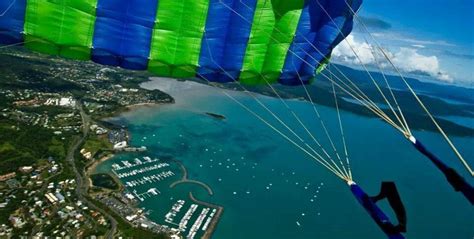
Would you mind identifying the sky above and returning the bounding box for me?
[332,0,474,86]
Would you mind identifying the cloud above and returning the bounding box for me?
[371,32,455,48]
[333,35,375,65]
[398,38,455,47]
[390,48,452,82]
[332,35,453,82]
[412,44,425,49]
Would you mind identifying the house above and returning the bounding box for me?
[0,173,16,182]
[9,216,25,228]
[113,141,128,150]
[19,166,34,174]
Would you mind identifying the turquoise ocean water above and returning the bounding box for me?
[95,78,473,239]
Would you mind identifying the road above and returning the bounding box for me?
[65,102,118,239]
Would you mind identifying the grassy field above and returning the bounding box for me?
[83,135,113,158]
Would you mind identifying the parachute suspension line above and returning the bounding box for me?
[217,0,408,179]
[0,0,16,16]
[284,28,400,126]
[220,1,364,179]
[365,40,411,135]
[218,1,360,101]
[258,65,351,180]
[238,0,253,11]
[239,0,385,118]
[225,0,352,179]
[269,2,400,129]
[197,11,351,180]
[57,3,66,44]
[199,30,350,180]
[316,63,404,131]
[329,62,408,134]
[329,65,353,180]
[292,40,392,121]
[292,62,351,179]
[321,64,388,117]
[318,64,406,133]
[314,0,410,136]
[322,72,405,133]
[213,84,348,181]
[191,69,348,180]
[346,3,474,176]
[0,39,38,49]
[243,0,351,179]
[221,2,414,183]
[320,68,405,133]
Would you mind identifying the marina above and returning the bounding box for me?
[124,171,175,188]
[111,156,160,171]
[130,188,161,202]
[115,163,170,179]
[187,208,210,238]
[162,198,218,239]
[165,200,186,224]
[97,154,222,238]
[179,203,198,231]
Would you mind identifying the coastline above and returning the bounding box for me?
[110,102,168,119]
[86,106,147,178]
[87,91,227,238]
[86,154,115,182]
[89,101,169,171]
[82,95,178,237]
[126,102,162,109]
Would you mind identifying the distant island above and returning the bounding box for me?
[205,112,226,120]
[199,63,474,137]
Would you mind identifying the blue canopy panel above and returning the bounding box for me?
[197,0,257,83]
[92,0,158,70]
[281,0,362,85]
[0,0,26,44]
[332,0,361,49]
[280,1,320,85]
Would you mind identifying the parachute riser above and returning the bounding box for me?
[408,136,474,205]
[347,181,406,239]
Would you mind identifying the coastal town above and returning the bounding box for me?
[0,48,224,238]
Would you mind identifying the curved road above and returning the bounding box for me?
[66,103,118,239]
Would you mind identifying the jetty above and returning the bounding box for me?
[169,160,214,196]
[170,180,213,196]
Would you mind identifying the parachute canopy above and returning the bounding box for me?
[0,0,361,85]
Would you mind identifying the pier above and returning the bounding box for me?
[124,171,175,188]
[189,192,223,239]
[131,188,161,201]
[111,156,159,171]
